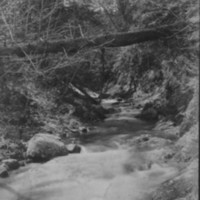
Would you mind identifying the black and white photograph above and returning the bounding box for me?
[0,0,199,200]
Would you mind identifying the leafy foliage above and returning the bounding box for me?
[108,0,199,123]
[0,0,114,138]
[0,0,199,139]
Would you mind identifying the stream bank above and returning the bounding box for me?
[0,99,182,200]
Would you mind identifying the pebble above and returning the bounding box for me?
[66,144,81,153]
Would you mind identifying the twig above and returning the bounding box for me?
[98,1,120,32]
[1,11,15,43]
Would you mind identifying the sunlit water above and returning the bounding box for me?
[0,100,178,200]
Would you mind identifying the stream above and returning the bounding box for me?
[0,100,178,200]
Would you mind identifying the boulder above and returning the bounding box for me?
[26,133,68,162]
[142,107,158,120]
[2,159,20,170]
[66,144,81,153]
[0,165,8,178]
[136,106,158,121]
[19,160,26,167]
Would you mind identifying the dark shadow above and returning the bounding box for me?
[81,117,155,144]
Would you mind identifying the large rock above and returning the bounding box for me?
[2,159,20,170]
[140,107,158,121]
[26,133,68,162]
[0,165,8,178]
[136,101,159,121]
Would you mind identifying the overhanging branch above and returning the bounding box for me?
[0,24,177,57]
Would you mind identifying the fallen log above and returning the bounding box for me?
[0,24,176,57]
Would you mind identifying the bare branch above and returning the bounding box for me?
[0,24,178,57]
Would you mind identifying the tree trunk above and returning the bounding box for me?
[0,24,177,57]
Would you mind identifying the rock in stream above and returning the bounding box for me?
[26,133,68,162]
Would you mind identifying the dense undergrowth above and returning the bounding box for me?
[0,0,114,140]
[0,0,198,147]
[106,0,199,127]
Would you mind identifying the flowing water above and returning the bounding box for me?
[0,100,178,200]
